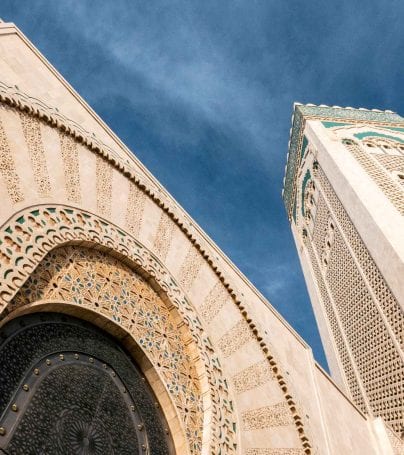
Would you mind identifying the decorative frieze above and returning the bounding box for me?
[0,83,313,453]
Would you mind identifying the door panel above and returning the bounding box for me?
[0,313,174,455]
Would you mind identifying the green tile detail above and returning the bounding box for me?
[301,135,309,158]
[322,121,352,128]
[31,209,40,216]
[299,105,404,123]
[384,126,404,133]
[5,226,12,234]
[292,196,297,224]
[301,170,311,216]
[16,216,25,224]
[354,131,404,144]
[282,107,304,219]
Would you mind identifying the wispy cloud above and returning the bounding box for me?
[3,0,403,370]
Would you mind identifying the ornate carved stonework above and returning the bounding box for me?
[13,245,204,452]
[0,205,237,454]
[0,313,173,454]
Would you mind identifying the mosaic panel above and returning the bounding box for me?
[283,103,404,219]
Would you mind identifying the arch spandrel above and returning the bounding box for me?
[0,205,237,455]
[0,84,313,454]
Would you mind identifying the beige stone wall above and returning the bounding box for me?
[0,22,394,454]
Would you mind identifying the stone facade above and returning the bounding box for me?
[284,103,404,448]
[0,21,401,454]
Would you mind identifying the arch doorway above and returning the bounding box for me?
[0,313,174,455]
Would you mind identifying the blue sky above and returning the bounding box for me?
[2,1,403,370]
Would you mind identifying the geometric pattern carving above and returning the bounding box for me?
[242,402,293,430]
[13,245,202,453]
[59,132,81,203]
[200,281,230,324]
[386,426,404,455]
[373,153,404,179]
[0,112,24,204]
[153,212,175,261]
[343,139,404,215]
[125,183,146,237]
[310,165,404,434]
[0,205,237,455]
[178,246,204,292]
[304,238,366,410]
[96,155,113,217]
[304,190,369,410]
[218,320,255,358]
[232,359,275,394]
[19,112,51,197]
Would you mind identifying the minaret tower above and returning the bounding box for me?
[283,104,404,436]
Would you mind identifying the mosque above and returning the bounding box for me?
[0,21,402,455]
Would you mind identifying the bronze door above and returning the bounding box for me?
[0,313,174,455]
